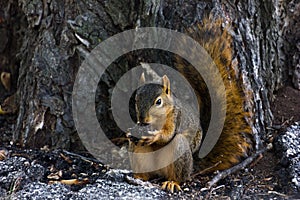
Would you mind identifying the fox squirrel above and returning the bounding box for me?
[127,18,253,193]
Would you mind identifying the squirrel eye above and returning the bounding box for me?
[155,97,162,106]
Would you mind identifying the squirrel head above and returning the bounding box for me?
[135,74,174,130]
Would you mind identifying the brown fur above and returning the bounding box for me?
[130,75,195,187]
[129,18,253,190]
[129,134,193,183]
[176,19,253,172]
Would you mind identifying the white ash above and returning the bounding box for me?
[275,122,300,190]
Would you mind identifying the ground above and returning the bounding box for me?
[272,86,300,125]
[0,85,299,199]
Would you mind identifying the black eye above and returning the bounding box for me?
[155,98,161,105]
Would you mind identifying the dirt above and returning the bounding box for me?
[272,86,300,125]
[246,85,300,197]
[255,86,300,192]
[0,86,300,199]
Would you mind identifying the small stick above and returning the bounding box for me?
[207,148,266,189]
[49,178,89,185]
[192,161,222,178]
[62,150,102,164]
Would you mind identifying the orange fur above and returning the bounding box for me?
[176,19,253,172]
[129,18,253,191]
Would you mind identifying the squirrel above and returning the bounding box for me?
[127,18,253,193]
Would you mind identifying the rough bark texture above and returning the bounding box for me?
[0,0,296,152]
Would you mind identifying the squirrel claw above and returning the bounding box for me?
[141,130,163,145]
[161,181,181,193]
[141,135,158,145]
[148,130,159,135]
[140,130,160,145]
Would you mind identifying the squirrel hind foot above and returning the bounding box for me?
[161,181,181,193]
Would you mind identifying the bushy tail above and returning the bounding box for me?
[176,18,253,172]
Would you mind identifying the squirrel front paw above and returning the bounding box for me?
[141,130,161,145]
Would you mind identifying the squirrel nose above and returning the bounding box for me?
[137,117,150,126]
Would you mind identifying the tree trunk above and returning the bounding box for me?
[0,0,294,152]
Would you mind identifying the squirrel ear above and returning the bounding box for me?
[162,75,171,96]
[138,72,145,87]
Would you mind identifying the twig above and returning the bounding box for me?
[207,148,266,189]
[62,150,102,164]
[268,117,295,131]
[250,153,263,167]
[267,191,288,198]
[192,161,222,178]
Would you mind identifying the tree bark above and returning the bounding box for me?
[0,0,294,151]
